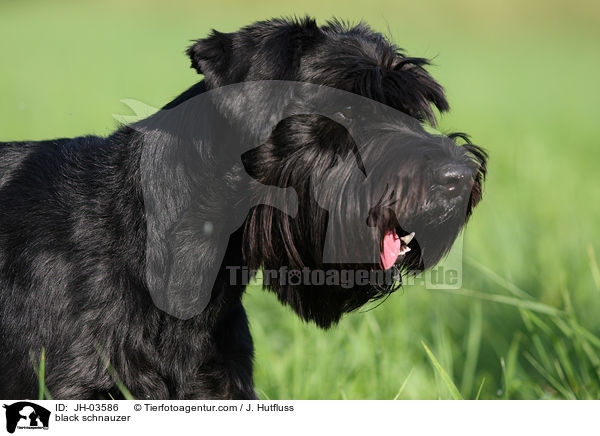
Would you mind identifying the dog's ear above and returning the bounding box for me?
[386,57,449,125]
[187,30,236,85]
[187,17,321,87]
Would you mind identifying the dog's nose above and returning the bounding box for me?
[434,164,471,195]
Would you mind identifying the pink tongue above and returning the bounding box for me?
[380,231,401,270]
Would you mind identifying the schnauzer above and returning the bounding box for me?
[0,17,486,399]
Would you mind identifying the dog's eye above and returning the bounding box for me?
[335,106,353,121]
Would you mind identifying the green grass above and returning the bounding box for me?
[95,345,136,400]
[422,341,464,399]
[2,0,600,399]
[29,349,52,400]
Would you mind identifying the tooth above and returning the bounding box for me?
[400,232,415,244]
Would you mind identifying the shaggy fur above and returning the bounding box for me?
[0,17,486,399]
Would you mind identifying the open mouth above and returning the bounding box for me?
[380,230,415,270]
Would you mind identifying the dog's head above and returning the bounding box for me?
[184,17,487,327]
[144,17,486,324]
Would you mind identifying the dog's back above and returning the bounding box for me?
[1,140,62,189]
[0,135,147,398]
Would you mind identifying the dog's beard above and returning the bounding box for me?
[241,118,485,328]
[242,200,465,328]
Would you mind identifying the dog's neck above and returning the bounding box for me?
[106,97,251,322]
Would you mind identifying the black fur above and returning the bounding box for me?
[0,17,486,399]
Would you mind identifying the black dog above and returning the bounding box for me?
[0,17,486,399]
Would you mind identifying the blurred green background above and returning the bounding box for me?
[1,0,599,399]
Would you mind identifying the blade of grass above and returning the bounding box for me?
[465,257,534,299]
[255,388,271,400]
[422,341,463,400]
[519,308,554,335]
[475,377,486,400]
[94,344,135,400]
[531,334,553,370]
[38,348,45,401]
[29,349,53,400]
[393,368,414,400]
[500,357,508,399]
[434,288,564,317]
[578,340,600,377]
[553,359,568,389]
[553,340,580,396]
[524,352,575,399]
[571,322,600,350]
[503,333,522,399]
[587,244,600,291]
[434,310,454,385]
[461,302,482,398]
